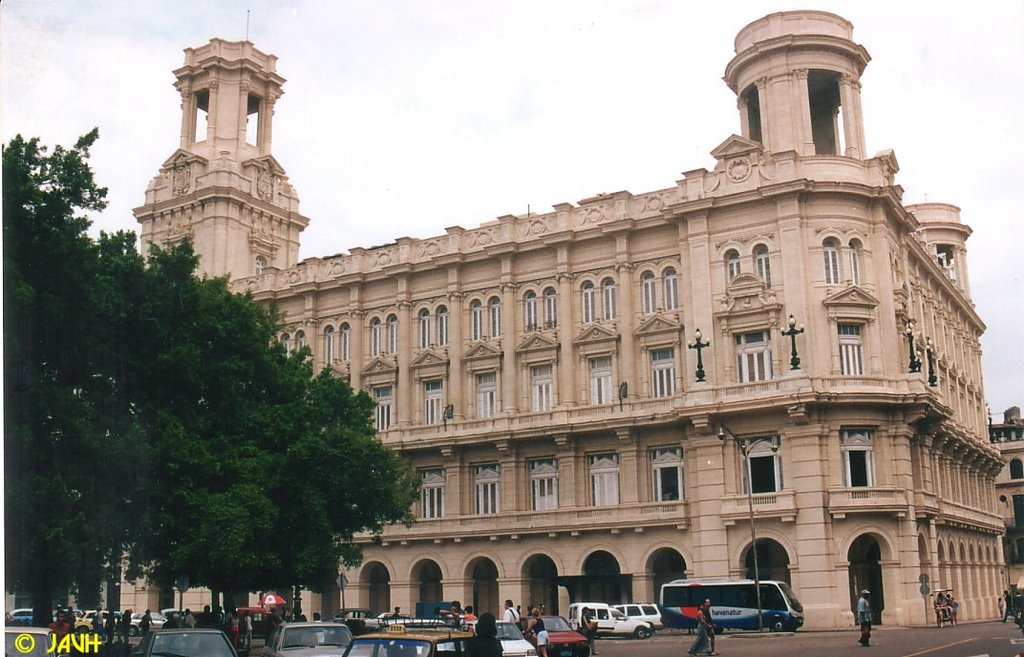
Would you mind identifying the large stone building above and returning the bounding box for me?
[992,407,1024,592]
[131,11,1002,628]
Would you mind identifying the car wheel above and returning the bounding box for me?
[129,627,138,637]
[634,626,652,640]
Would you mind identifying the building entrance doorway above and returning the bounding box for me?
[848,535,884,624]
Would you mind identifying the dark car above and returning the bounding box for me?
[527,616,590,657]
[331,609,374,636]
[342,626,473,657]
[132,628,237,657]
[263,622,353,657]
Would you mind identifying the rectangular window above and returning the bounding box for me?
[841,429,875,487]
[544,291,558,329]
[471,304,483,341]
[651,447,684,501]
[525,294,538,331]
[388,319,398,354]
[589,453,620,506]
[489,301,501,338]
[424,379,444,425]
[474,464,500,515]
[476,371,497,418]
[651,348,676,398]
[1014,495,1024,527]
[530,458,559,511]
[419,314,431,349]
[735,331,773,382]
[641,275,656,314]
[589,356,613,405]
[743,437,781,494]
[664,272,678,311]
[325,328,335,363]
[824,245,840,284]
[838,324,864,375]
[602,282,617,320]
[421,469,445,518]
[374,386,393,431]
[341,326,351,361]
[531,364,553,412]
[582,285,596,324]
[437,311,449,346]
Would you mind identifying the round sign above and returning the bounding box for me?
[920,583,931,596]
[919,573,930,584]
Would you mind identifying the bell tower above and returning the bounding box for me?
[724,11,870,159]
[134,39,308,280]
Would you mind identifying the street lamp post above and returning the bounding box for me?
[688,328,709,383]
[718,424,778,632]
[781,314,804,370]
[905,321,922,373]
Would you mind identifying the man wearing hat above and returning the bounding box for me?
[857,589,873,647]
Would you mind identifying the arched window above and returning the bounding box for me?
[663,267,678,311]
[848,239,862,285]
[641,271,656,314]
[436,306,449,346]
[1011,459,1024,480]
[470,300,483,341]
[418,308,431,349]
[581,282,596,324]
[387,314,399,353]
[295,330,306,350]
[488,297,502,338]
[254,256,265,276]
[340,323,351,361]
[823,238,840,284]
[370,318,382,356]
[725,249,741,281]
[524,291,538,331]
[281,333,291,354]
[754,245,771,288]
[324,325,335,363]
[602,278,617,320]
[543,287,558,329]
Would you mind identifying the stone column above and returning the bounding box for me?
[179,86,194,149]
[555,435,577,507]
[793,69,816,156]
[501,282,517,414]
[616,429,640,504]
[447,287,465,420]
[556,270,576,406]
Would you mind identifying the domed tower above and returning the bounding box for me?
[909,202,973,297]
[134,39,308,280]
[724,11,870,158]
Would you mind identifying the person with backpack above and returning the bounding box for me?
[502,599,520,626]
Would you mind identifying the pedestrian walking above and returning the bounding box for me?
[104,611,116,644]
[502,599,520,626]
[687,599,717,656]
[240,612,253,651]
[1006,590,1015,623]
[119,609,132,642]
[139,610,152,635]
[857,590,873,647]
[580,606,598,656]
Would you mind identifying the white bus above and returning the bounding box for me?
[659,579,804,632]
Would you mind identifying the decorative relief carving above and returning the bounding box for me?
[643,195,664,212]
[726,156,752,182]
[329,260,345,277]
[256,161,275,200]
[417,239,446,259]
[581,207,607,225]
[703,172,720,193]
[467,228,495,247]
[758,153,777,181]
[171,163,191,195]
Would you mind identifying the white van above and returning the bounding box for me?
[566,603,653,639]
[611,603,662,631]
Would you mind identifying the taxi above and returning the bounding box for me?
[342,623,474,657]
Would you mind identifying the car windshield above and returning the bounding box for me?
[346,638,432,657]
[150,632,234,657]
[494,622,525,640]
[282,625,352,648]
[542,617,571,632]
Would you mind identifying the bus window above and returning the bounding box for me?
[760,584,786,611]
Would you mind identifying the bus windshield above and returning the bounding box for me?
[779,582,803,612]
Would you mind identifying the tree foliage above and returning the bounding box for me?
[4,132,419,618]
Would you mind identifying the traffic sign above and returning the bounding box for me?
[919,573,930,584]
[920,583,930,596]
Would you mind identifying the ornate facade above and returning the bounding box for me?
[133,11,1002,628]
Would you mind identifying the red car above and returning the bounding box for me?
[527,616,590,657]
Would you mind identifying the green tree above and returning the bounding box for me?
[3,131,145,622]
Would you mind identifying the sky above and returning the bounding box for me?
[3,0,1022,419]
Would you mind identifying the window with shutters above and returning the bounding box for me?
[838,324,864,375]
[840,429,874,487]
[374,386,393,432]
[476,371,497,418]
[589,453,620,506]
[735,331,772,382]
[651,348,676,398]
[474,464,500,515]
[651,447,684,501]
[531,364,553,412]
[530,459,559,510]
[421,469,445,518]
[424,379,444,425]
[589,356,613,404]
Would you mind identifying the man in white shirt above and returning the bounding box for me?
[502,599,520,626]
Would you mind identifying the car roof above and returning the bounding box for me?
[354,628,474,642]
[5,627,50,635]
[151,629,225,634]
[280,622,349,628]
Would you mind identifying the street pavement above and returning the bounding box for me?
[592,621,1024,657]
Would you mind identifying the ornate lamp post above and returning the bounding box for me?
[781,314,805,370]
[905,321,922,373]
[926,337,938,387]
[688,328,709,383]
[718,425,779,632]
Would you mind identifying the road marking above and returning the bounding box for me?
[900,638,974,657]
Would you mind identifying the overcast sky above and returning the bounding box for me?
[3,1,1022,419]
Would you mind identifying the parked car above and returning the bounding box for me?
[342,626,473,657]
[5,627,52,657]
[81,610,121,630]
[331,609,374,635]
[611,603,662,631]
[262,621,352,657]
[493,621,537,657]
[10,609,34,626]
[525,616,590,657]
[130,612,168,636]
[567,603,653,639]
[132,628,236,657]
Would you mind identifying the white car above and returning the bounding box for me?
[494,621,537,657]
[129,612,167,635]
[612,603,662,631]
[567,602,653,639]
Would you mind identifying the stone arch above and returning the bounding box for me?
[410,558,445,608]
[742,537,792,585]
[463,556,500,617]
[579,549,627,603]
[644,547,688,602]
[521,553,560,614]
[918,533,931,565]
[847,533,885,624]
[360,561,392,614]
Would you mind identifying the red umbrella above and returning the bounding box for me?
[260,593,287,607]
